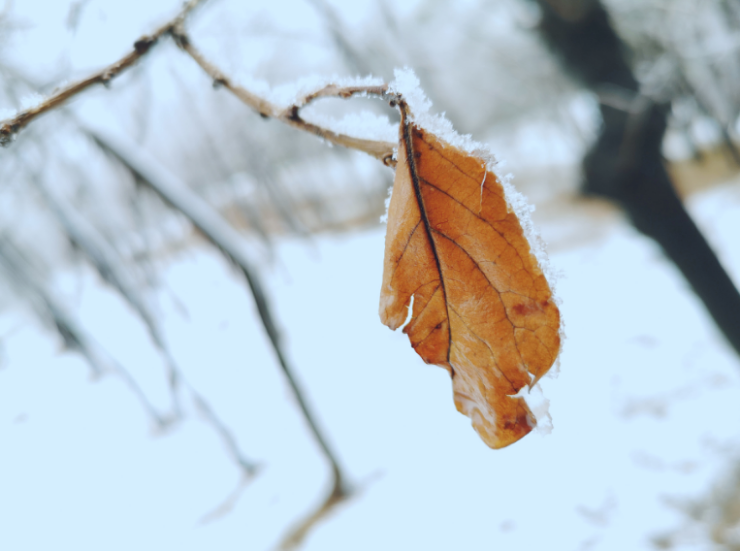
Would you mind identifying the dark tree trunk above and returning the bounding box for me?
[535,0,740,357]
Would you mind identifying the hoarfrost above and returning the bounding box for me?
[379,183,393,224]
[497,163,566,366]
[388,67,496,166]
[243,73,386,111]
[0,92,44,121]
[519,383,553,436]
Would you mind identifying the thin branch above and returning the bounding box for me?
[169,25,396,165]
[277,478,347,551]
[276,468,383,550]
[192,392,260,477]
[294,83,391,108]
[33,172,183,402]
[0,0,208,146]
[36,166,261,474]
[1,0,397,166]
[85,125,349,498]
[0,4,401,540]
[0,236,168,428]
[199,471,254,525]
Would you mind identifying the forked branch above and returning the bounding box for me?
[170,24,395,164]
[0,0,207,145]
[0,3,399,546]
[88,127,351,548]
[0,0,396,165]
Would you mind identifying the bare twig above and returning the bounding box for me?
[193,390,261,523]
[0,236,168,428]
[169,25,396,165]
[277,477,347,551]
[192,392,259,477]
[0,3,400,541]
[32,171,184,410]
[1,0,396,165]
[0,0,208,146]
[294,83,391,108]
[276,468,383,550]
[199,471,254,524]
[31,166,259,477]
[86,125,350,513]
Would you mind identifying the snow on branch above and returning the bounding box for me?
[0,0,397,165]
[31,171,260,478]
[170,22,396,164]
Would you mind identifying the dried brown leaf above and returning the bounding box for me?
[380,109,561,449]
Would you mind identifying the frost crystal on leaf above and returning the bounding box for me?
[388,68,493,165]
[387,68,564,430]
[379,184,393,224]
[389,67,560,316]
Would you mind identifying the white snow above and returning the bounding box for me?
[379,183,393,224]
[388,68,495,166]
[247,74,386,112]
[0,107,16,121]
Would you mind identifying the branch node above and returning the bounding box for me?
[287,105,301,122]
[170,27,190,49]
[133,36,156,54]
[387,92,402,108]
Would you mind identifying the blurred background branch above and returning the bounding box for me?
[0,0,207,145]
[535,0,740,356]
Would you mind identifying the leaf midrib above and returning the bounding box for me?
[402,118,453,366]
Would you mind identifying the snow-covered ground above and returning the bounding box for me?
[1,176,739,551]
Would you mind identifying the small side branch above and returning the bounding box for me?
[277,476,347,550]
[32,168,260,475]
[0,4,398,541]
[87,126,350,515]
[0,0,208,146]
[0,0,396,164]
[0,236,167,428]
[170,24,396,165]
